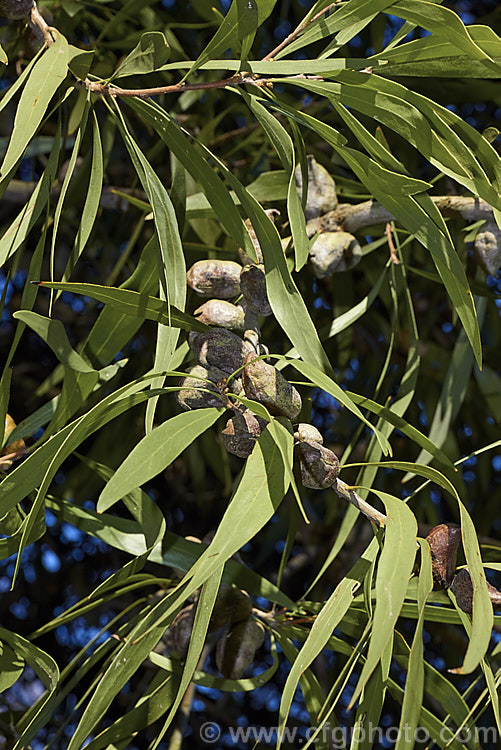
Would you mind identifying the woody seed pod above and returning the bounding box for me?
[209,586,253,631]
[194,299,245,330]
[2,414,25,456]
[474,221,501,276]
[294,423,323,445]
[187,260,241,298]
[295,155,338,220]
[215,618,265,680]
[0,0,33,18]
[426,523,461,589]
[189,329,253,374]
[176,365,226,411]
[450,568,501,614]
[295,440,339,490]
[221,410,268,458]
[309,232,362,278]
[242,354,302,420]
[240,264,272,317]
[164,604,196,657]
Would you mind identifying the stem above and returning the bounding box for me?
[30,2,55,46]
[84,73,268,99]
[333,478,387,527]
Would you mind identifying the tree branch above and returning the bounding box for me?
[84,73,269,99]
[30,2,55,46]
[306,195,494,236]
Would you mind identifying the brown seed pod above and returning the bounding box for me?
[187,260,241,299]
[295,440,339,490]
[163,604,196,657]
[176,365,226,411]
[450,568,501,614]
[426,523,461,589]
[189,329,253,374]
[240,264,272,317]
[295,155,338,220]
[215,618,265,680]
[209,586,253,631]
[474,221,501,276]
[194,299,245,330]
[0,0,33,19]
[309,232,362,278]
[221,410,268,459]
[2,414,25,456]
[294,423,323,445]
[242,355,301,420]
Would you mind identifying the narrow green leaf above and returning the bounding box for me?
[350,491,417,706]
[98,408,223,511]
[0,641,24,692]
[112,31,170,80]
[0,33,70,179]
[12,311,96,373]
[36,281,208,332]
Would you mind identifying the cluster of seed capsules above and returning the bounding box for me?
[176,209,343,490]
[426,523,501,613]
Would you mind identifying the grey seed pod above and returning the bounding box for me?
[426,523,461,589]
[242,354,302,420]
[164,604,196,657]
[309,231,362,278]
[221,410,268,458]
[176,365,225,411]
[215,618,265,680]
[187,260,241,298]
[209,586,253,631]
[240,264,272,316]
[295,155,338,220]
[295,440,339,490]
[194,299,246,330]
[294,423,323,445]
[450,568,501,614]
[189,329,253,374]
[0,0,33,18]
[474,221,501,276]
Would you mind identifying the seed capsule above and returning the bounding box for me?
[309,232,362,278]
[187,260,241,298]
[295,155,338,220]
[0,0,33,19]
[450,568,501,614]
[221,410,268,458]
[189,329,253,374]
[242,355,301,420]
[295,440,339,490]
[209,586,253,631]
[164,604,196,657]
[215,618,265,680]
[240,264,272,317]
[294,423,323,444]
[194,299,245,330]
[474,221,501,276]
[426,523,461,589]
[176,365,227,411]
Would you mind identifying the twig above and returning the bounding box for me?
[84,73,269,99]
[30,2,55,46]
[168,645,211,750]
[305,196,494,236]
[333,478,387,527]
[262,2,339,61]
[385,222,401,264]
